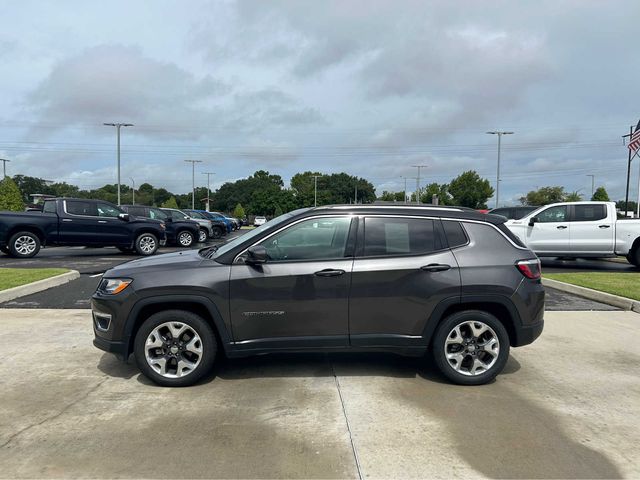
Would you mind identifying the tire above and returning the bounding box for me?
[211,226,223,239]
[627,250,640,268]
[177,230,195,248]
[198,229,208,243]
[134,310,217,387]
[8,231,41,258]
[134,233,159,256]
[432,310,510,386]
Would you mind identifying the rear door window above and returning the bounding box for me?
[573,205,606,222]
[66,201,98,216]
[363,217,442,256]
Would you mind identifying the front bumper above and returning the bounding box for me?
[93,336,129,360]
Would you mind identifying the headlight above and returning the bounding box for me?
[98,278,132,295]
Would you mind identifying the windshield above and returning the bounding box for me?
[148,207,168,220]
[211,208,310,258]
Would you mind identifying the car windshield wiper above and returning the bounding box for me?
[198,245,220,259]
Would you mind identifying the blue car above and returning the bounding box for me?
[191,210,233,233]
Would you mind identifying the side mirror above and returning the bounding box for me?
[118,213,130,222]
[247,245,268,264]
[528,217,538,227]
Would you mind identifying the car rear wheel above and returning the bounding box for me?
[198,229,208,243]
[211,226,223,239]
[134,310,217,387]
[135,233,158,256]
[177,230,195,247]
[627,249,640,268]
[8,231,41,258]
[432,310,510,385]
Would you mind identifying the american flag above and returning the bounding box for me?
[629,119,640,153]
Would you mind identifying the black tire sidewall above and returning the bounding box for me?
[134,310,217,387]
[8,231,41,258]
[212,227,222,239]
[432,310,510,386]
[135,233,158,256]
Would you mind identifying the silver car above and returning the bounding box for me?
[161,208,212,243]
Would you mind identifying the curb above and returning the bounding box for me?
[542,277,640,313]
[0,270,81,304]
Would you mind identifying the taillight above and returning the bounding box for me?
[516,259,541,279]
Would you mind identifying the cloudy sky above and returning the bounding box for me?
[1,0,639,205]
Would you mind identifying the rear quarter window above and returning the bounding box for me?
[442,220,468,248]
[496,223,527,248]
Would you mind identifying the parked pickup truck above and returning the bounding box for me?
[0,198,166,258]
[505,201,640,266]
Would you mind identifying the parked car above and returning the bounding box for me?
[92,204,544,387]
[120,205,199,248]
[0,198,166,258]
[488,206,540,220]
[225,217,240,230]
[183,210,226,239]
[254,215,267,226]
[505,201,640,266]
[160,208,211,243]
[188,210,233,233]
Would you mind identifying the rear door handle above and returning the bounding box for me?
[314,269,345,277]
[557,225,568,229]
[62,219,72,222]
[599,225,611,229]
[98,220,107,224]
[421,264,451,272]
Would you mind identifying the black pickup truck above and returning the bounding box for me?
[0,198,166,258]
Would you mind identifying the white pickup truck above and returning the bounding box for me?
[505,201,640,266]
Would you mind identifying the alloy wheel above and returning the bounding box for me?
[14,235,37,255]
[144,322,203,378]
[198,229,207,242]
[444,320,500,376]
[179,231,193,246]
[139,235,156,253]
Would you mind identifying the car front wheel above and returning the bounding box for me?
[8,231,41,258]
[432,310,510,385]
[198,229,208,243]
[211,226,223,239]
[134,233,158,256]
[134,310,217,387]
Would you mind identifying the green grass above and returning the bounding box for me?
[545,272,640,301]
[0,268,69,291]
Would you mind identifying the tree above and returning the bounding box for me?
[564,191,583,202]
[274,204,283,217]
[378,191,405,202]
[448,171,494,208]
[0,177,26,211]
[592,187,610,201]
[520,186,565,206]
[420,182,452,205]
[161,196,179,208]
[616,200,638,214]
[12,175,52,201]
[233,203,245,219]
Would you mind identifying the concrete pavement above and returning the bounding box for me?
[1,309,638,478]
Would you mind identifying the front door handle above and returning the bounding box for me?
[421,263,451,272]
[557,225,568,230]
[314,269,345,277]
[62,218,73,222]
[599,225,611,229]
[98,220,107,224]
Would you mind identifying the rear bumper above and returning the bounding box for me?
[513,319,544,347]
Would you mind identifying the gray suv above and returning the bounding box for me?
[92,205,544,387]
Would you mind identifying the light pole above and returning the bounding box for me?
[103,123,133,206]
[0,158,10,178]
[129,177,136,205]
[486,131,514,208]
[185,160,203,209]
[586,175,595,198]
[311,175,322,207]
[202,172,215,211]
[411,165,428,203]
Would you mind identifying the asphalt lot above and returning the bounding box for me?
[0,308,638,478]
